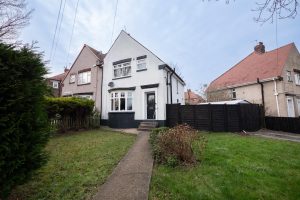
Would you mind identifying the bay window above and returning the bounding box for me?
[113,62,131,78]
[78,70,91,85]
[111,91,133,111]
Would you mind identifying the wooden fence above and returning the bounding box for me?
[50,115,100,133]
[265,116,300,134]
[166,104,263,132]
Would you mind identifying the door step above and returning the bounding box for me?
[138,121,159,131]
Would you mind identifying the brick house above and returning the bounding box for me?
[185,89,205,104]
[46,68,69,97]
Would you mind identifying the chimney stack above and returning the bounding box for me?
[254,42,265,54]
[64,67,69,72]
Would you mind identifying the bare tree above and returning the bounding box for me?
[0,0,33,41]
[254,0,298,22]
[206,89,232,102]
[196,83,208,101]
[204,0,298,23]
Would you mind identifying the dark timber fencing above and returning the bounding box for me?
[265,116,300,134]
[166,104,263,132]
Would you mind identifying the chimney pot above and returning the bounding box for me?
[254,42,265,54]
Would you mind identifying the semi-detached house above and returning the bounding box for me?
[61,30,185,128]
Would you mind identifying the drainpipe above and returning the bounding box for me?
[166,71,169,104]
[273,77,281,117]
[257,78,265,111]
[169,69,175,104]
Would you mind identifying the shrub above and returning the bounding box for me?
[0,43,49,198]
[150,124,207,167]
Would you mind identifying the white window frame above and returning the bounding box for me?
[297,99,300,117]
[294,72,300,85]
[231,88,236,100]
[70,74,76,83]
[52,81,59,89]
[137,58,146,70]
[78,70,91,85]
[113,62,131,78]
[110,91,133,112]
[287,71,292,82]
[76,94,93,100]
[286,97,295,117]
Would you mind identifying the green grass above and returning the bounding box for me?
[9,129,135,200]
[150,133,300,200]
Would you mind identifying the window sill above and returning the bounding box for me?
[77,83,91,86]
[136,68,147,72]
[112,76,131,80]
[108,111,135,113]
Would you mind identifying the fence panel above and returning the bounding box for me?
[265,116,300,133]
[166,104,263,132]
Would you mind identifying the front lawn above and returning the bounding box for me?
[9,129,135,200]
[150,133,300,200]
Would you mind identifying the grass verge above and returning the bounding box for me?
[9,129,135,200]
[150,133,300,200]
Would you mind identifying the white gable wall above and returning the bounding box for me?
[102,31,184,122]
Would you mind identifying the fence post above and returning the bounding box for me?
[224,104,228,132]
[238,104,242,131]
[208,104,213,131]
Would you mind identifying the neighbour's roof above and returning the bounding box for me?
[184,90,203,100]
[207,43,295,91]
[48,70,69,81]
[199,100,251,105]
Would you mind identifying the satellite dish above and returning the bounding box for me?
[108,82,114,87]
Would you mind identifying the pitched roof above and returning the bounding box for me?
[85,44,106,60]
[48,70,69,81]
[185,90,205,104]
[207,43,295,91]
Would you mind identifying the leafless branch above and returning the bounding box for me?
[0,0,33,41]
[253,0,298,23]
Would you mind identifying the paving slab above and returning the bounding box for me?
[93,131,153,200]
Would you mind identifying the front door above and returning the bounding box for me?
[146,93,156,119]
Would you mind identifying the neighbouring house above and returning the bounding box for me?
[207,42,300,117]
[101,30,185,128]
[185,89,205,104]
[46,68,69,97]
[61,44,105,112]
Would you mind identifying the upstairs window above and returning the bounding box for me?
[295,72,300,85]
[136,55,147,71]
[78,70,91,85]
[70,74,76,83]
[287,71,292,82]
[52,81,59,89]
[111,91,133,111]
[231,88,236,100]
[114,62,131,78]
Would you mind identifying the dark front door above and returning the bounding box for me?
[147,93,156,119]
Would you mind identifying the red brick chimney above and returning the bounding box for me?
[64,67,69,72]
[254,42,265,54]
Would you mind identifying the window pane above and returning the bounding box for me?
[115,98,119,110]
[120,98,125,110]
[121,92,125,97]
[127,91,132,98]
[127,98,132,110]
[111,99,114,111]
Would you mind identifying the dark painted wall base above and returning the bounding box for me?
[100,113,166,128]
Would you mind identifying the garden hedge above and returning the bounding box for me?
[0,43,49,198]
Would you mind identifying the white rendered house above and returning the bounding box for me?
[101,31,185,128]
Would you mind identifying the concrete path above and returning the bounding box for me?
[253,129,300,143]
[93,131,153,200]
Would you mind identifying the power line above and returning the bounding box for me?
[53,0,67,60]
[49,0,63,62]
[66,0,80,67]
[110,0,119,44]
[275,9,279,68]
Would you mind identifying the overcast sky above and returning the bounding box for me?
[19,0,300,91]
